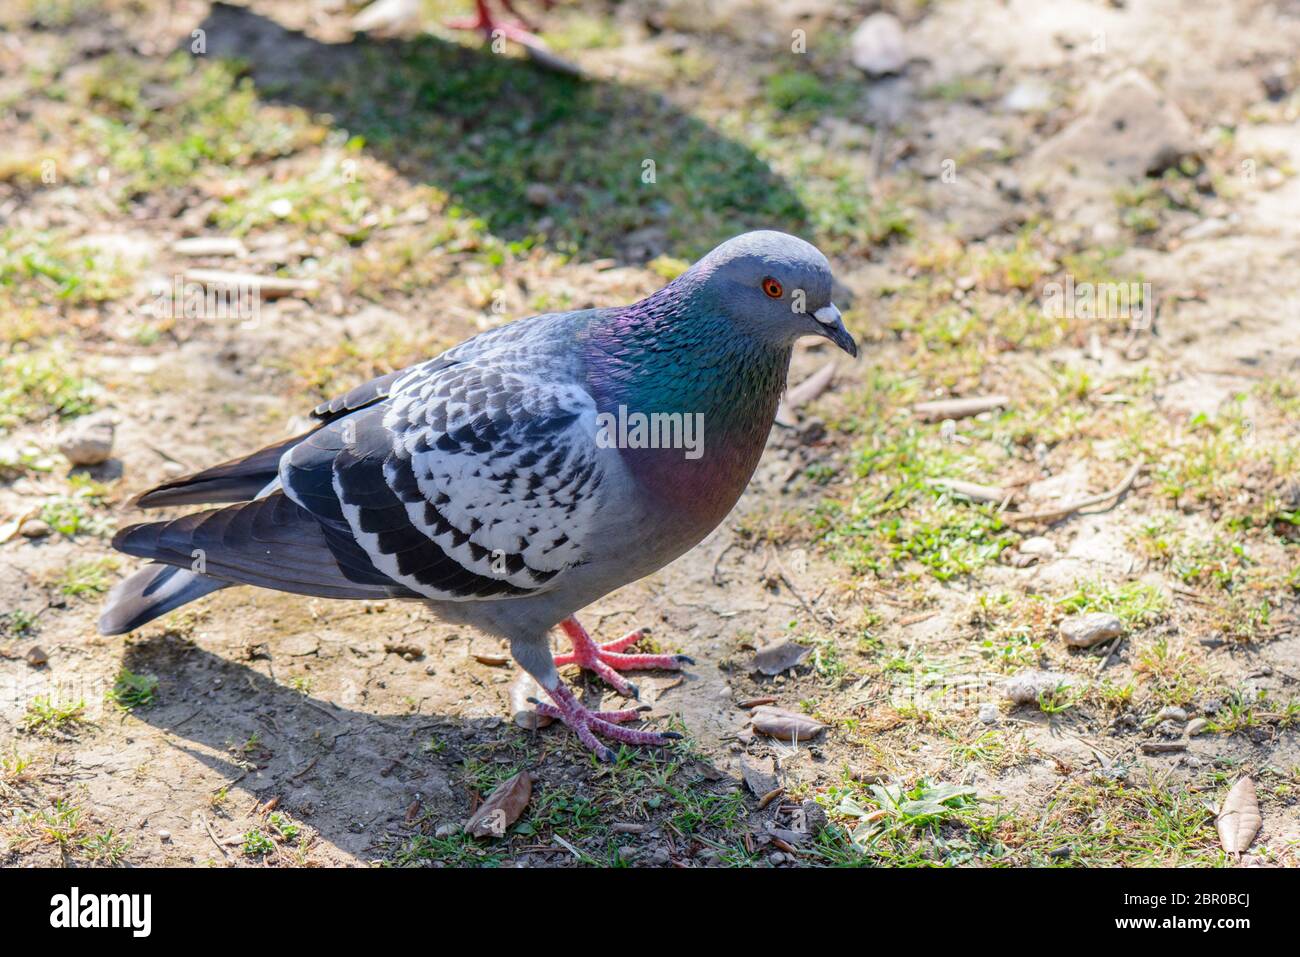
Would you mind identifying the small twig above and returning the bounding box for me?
[199,813,229,860]
[913,394,1010,421]
[1008,461,1143,525]
[213,770,247,793]
[789,360,837,406]
[551,834,596,864]
[1094,636,1125,677]
[927,478,1008,504]
[898,610,938,627]
[712,539,740,587]
[171,707,203,729]
[303,701,342,723]
[769,547,835,626]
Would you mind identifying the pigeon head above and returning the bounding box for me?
[688,230,857,358]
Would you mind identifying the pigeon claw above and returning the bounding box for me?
[539,681,681,760]
[444,0,544,46]
[554,617,693,699]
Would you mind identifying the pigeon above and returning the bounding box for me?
[99,230,858,760]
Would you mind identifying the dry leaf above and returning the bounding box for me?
[0,507,38,544]
[751,705,825,742]
[466,771,533,838]
[752,639,811,676]
[740,754,779,796]
[473,652,509,666]
[1216,777,1261,856]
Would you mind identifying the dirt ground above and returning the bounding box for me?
[1,0,1298,867]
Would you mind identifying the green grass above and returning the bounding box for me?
[80,828,132,866]
[267,812,301,844]
[0,347,98,432]
[825,411,1018,581]
[39,482,116,538]
[19,799,85,850]
[54,557,119,597]
[1056,579,1169,628]
[21,695,88,737]
[108,668,159,710]
[1014,778,1218,866]
[1,750,34,782]
[831,779,1007,865]
[765,70,833,112]
[76,54,320,197]
[174,38,811,260]
[242,829,276,857]
[0,231,137,307]
[1,608,39,639]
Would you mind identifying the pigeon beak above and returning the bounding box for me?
[812,304,858,358]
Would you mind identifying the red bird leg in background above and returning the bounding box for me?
[445,0,554,47]
[552,615,694,699]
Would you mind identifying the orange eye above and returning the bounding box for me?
[762,277,783,299]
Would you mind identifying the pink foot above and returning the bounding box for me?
[553,616,694,699]
[536,682,681,762]
[445,0,544,46]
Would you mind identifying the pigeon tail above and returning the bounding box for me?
[130,431,312,509]
[98,563,231,636]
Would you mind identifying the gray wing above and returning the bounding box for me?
[280,316,607,601]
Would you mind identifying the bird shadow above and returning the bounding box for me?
[187,1,809,262]
[120,631,516,861]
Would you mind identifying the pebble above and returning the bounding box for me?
[1187,718,1210,736]
[1019,536,1056,558]
[57,417,115,466]
[525,183,557,206]
[157,829,172,842]
[800,799,828,836]
[20,519,50,538]
[1059,612,1124,648]
[25,645,48,667]
[1093,765,1130,784]
[1001,80,1053,113]
[1154,705,1188,724]
[434,823,458,838]
[978,703,1000,724]
[1003,669,1073,705]
[1154,720,1183,739]
[850,12,907,76]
